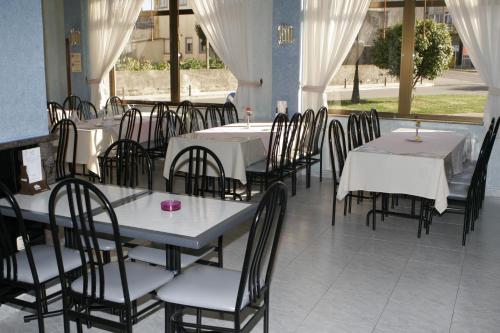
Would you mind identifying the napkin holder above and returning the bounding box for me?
[18,165,49,195]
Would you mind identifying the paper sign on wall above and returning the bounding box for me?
[71,53,82,73]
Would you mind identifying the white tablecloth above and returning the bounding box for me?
[64,117,150,174]
[337,130,468,213]
[195,123,273,152]
[163,133,267,184]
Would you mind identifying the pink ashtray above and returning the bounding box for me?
[161,200,181,211]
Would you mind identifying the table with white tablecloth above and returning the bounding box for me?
[194,123,273,152]
[163,132,267,185]
[337,130,468,213]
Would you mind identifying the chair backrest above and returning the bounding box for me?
[312,106,328,155]
[205,105,223,128]
[176,100,193,117]
[236,182,287,310]
[48,178,130,305]
[147,102,170,153]
[222,101,239,124]
[106,96,125,116]
[370,108,381,138]
[182,107,205,133]
[78,101,98,120]
[119,108,142,141]
[347,113,363,150]
[328,119,348,183]
[298,109,315,158]
[51,118,77,181]
[0,181,40,287]
[164,110,183,150]
[283,113,302,168]
[102,139,152,190]
[265,113,288,173]
[63,95,81,112]
[168,145,225,199]
[360,112,373,143]
[47,102,66,126]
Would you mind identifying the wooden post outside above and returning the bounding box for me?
[109,67,116,97]
[397,0,416,115]
[169,0,180,103]
[65,38,72,96]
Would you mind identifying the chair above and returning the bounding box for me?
[328,119,348,226]
[158,181,288,333]
[62,95,81,114]
[305,106,328,185]
[347,113,363,150]
[360,112,374,142]
[281,112,302,196]
[0,181,83,333]
[370,108,381,138]
[175,100,193,118]
[106,95,126,116]
[181,107,205,133]
[77,100,98,120]
[205,105,223,128]
[47,102,66,127]
[222,101,239,124]
[48,178,173,333]
[119,108,142,142]
[147,102,170,160]
[129,146,226,270]
[296,109,315,174]
[164,110,184,151]
[50,119,77,181]
[246,113,287,200]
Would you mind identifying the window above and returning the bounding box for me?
[158,0,168,9]
[179,0,187,6]
[185,37,193,54]
[329,0,486,122]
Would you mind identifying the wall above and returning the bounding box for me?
[0,0,48,144]
[42,0,67,103]
[319,117,500,196]
[272,0,302,115]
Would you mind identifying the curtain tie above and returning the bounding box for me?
[87,78,101,84]
[302,85,324,93]
[489,87,500,96]
[238,79,263,88]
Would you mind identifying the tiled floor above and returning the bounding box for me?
[2,173,500,332]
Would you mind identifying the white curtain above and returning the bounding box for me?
[192,0,272,120]
[301,0,370,111]
[445,0,500,126]
[87,0,142,110]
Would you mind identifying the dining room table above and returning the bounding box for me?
[0,183,255,272]
[336,128,470,218]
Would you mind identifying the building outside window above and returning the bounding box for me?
[185,37,193,54]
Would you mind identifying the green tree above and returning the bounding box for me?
[373,19,453,88]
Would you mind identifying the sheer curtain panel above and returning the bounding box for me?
[445,0,500,126]
[87,0,142,110]
[192,0,272,120]
[301,0,370,111]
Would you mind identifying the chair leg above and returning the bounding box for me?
[165,303,174,333]
[246,173,252,201]
[343,196,348,216]
[332,188,337,226]
[103,251,111,264]
[372,194,376,230]
[418,200,425,238]
[196,309,202,333]
[264,292,270,333]
[217,236,223,267]
[319,153,323,182]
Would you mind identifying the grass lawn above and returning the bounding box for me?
[328,94,487,115]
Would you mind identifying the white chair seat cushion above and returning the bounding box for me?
[4,245,81,284]
[127,246,213,269]
[71,261,173,303]
[157,264,249,312]
[80,237,116,251]
[448,183,468,200]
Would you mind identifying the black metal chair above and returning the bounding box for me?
[328,119,348,226]
[347,113,363,150]
[204,105,223,128]
[0,181,83,333]
[77,100,98,120]
[245,113,287,200]
[50,119,77,181]
[119,108,142,142]
[222,101,239,124]
[47,102,66,127]
[360,111,374,142]
[281,112,302,196]
[181,107,205,133]
[305,106,328,186]
[175,100,193,118]
[370,108,381,138]
[164,110,184,152]
[158,181,288,333]
[62,95,81,114]
[48,178,173,333]
[105,95,126,116]
[147,102,170,160]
